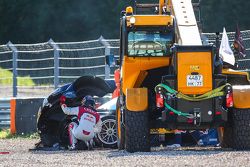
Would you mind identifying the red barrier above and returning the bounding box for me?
[10,99,16,134]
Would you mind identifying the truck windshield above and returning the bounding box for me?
[128,31,173,56]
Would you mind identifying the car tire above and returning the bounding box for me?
[96,115,117,148]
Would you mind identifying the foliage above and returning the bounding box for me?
[0,0,129,43]
[0,0,249,44]
[0,68,35,86]
[0,129,39,139]
[201,0,250,32]
[0,129,10,139]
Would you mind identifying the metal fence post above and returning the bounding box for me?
[99,36,111,79]
[48,39,60,88]
[7,41,18,97]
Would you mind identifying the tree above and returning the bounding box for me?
[201,0,250,32]
[0,0,249,44]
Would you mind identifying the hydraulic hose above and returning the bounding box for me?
[164,102,194,118]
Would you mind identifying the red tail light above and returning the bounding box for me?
[226,92,233,108]
[169,111,174,115]
[156,93,164,108]
[215,111,221,115]
[187,118,193,124]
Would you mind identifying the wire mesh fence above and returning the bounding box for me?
[0,30,250,97]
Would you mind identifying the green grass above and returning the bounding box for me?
[0,129,10,139]
[0,129,39,139]
[0,68,35,86]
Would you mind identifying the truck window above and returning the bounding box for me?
[128,31,173,57]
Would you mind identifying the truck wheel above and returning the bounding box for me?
[231,108,250,150]
[125,109,150,153]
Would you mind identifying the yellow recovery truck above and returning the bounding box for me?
[116,0,250,152]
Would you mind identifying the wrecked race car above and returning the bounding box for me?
[36,76,116,150]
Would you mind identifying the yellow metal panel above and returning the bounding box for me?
[122,56,170,95]
[150,128,174,134]
[233,85,250,108]
[177,52,212,94]
[222,69,250,81]
[126,15,173,26]
[126,88,148,112]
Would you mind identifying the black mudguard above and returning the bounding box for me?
[73,75,114,97]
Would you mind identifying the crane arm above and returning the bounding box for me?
[170,0,202,45]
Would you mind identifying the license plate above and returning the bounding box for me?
[187,75,203,87]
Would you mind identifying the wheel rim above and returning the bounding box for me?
[98,119,117,145]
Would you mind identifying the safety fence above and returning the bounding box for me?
[0,37,119,97]
[0,31,250,97]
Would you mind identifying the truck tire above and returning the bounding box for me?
[125,109,150,153]
[231,108,250,150]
